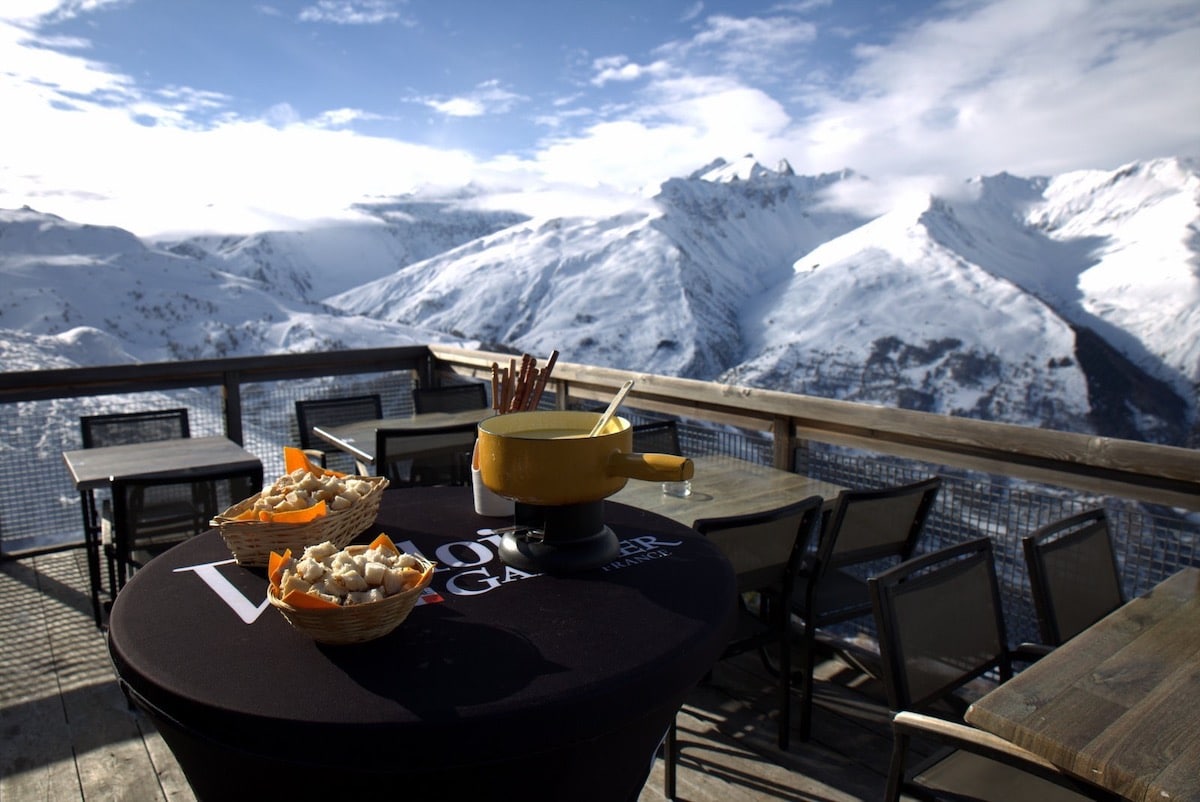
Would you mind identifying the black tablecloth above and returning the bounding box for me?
[108,486,735,801]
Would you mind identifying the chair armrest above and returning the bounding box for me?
[1013,641,1055,663]
[892,711,1119,801]
[892,711,1061,772]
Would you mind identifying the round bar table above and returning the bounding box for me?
[107,486,735,801]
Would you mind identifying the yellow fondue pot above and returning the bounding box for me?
[476,410,694,506]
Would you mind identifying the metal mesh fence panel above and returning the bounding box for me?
[2,388,226,554]
[794,441,1200,647]
[0,372,416,555]
[239,371,417,479]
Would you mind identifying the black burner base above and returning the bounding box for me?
[498,501,620,574]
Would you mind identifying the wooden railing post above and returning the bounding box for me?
[222,371,244,445]
[771,415,795,471]
[553,380,570,410]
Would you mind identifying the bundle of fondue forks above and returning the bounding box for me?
[490,350,559,414]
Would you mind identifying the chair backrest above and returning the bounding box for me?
[375,423,477,486]
[631,421,682,456]
[1022,508,1125,646]
[295,395,383,451]
[869,537,1012,713]
[817,477,941,571]
[412,384,488,414]
[108,462,264,592]
[694,495,823,594]
[110,462,264,538]
[81,408,190,448]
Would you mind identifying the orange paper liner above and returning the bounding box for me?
[268,533,418,610]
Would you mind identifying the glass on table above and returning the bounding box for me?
[661,480,692,498]
[473,467,515,517]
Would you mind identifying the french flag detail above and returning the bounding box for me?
[415,587,445,606]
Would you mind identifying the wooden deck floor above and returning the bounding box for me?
[2,549,902,802]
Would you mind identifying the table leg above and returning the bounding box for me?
[78,489,104,628]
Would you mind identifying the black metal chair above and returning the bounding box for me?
[294,394,382,472]
[412,383,488,414]
[375,423,477,487]
[788,476,941,741]
[81,407,190,447]
[81,409,198,597]
[107,462,263,593]
[631,420,682,455]
[1022,508,1125,647]
[869,537,1117,802]
[663,495,824,799]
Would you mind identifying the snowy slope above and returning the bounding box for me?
[1034,159,1200,389]
[160,195,528,303]
[729,195,1092,430]
[327,158,871,377]
[0,206,469,367]
[919,158,1200,396]
[326,209,703,374]
[724,159,1200,440]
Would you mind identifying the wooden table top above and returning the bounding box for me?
[611,454,845,528]
[312,409,492,466]
[965,566,1200,802]
[62,436,263,491]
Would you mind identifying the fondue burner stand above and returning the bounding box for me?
[498,500,619,574]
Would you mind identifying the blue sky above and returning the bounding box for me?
[2,0,1198,236]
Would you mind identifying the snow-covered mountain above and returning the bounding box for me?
[2,155,1197,446]
[0,206,472,366]
[159,193,528,304]
[728,159,1199,442]
[328,161,872,379]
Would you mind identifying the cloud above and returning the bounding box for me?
[525,76,794,193]
[591,56,673,86]
[313,107,381,127]
[530,0,1200,221]
[417,80,526,118]
[690,13,817,51]
[1,18,132,98]
[0,13,481,234]
[657,12,819,81]
[4,105,486,236]
[570,0,1200,199]
[427,97,485,117]
[589,13,818,91]
[788,0,1200,182]
[2,0,1199,237]
[297,0,411,25]
[4,0,130,24]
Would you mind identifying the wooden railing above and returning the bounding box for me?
[430,344,1200,511]
[0,346,438,444]
[5,342,1192,510]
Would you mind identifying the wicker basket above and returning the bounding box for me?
[268,550,434,645]
[212,475,389,567]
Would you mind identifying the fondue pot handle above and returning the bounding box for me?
[607,452,694,483]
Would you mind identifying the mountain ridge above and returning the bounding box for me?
[2,155,1196,446]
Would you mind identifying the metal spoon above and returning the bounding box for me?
[588,379,635,437]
